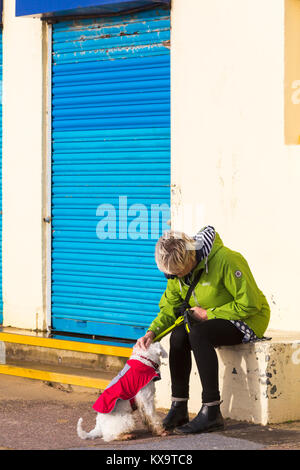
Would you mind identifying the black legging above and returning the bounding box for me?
[169,319,244,403]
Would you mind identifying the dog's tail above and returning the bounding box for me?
[77,417,102,440]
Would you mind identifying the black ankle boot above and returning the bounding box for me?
[173,402,224,434]
[162,401,189,430]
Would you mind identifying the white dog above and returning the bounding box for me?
[77,341,167,442]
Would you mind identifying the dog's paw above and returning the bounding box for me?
[152,426,169,437]
[159,429,171,437]
[119,433,136,441]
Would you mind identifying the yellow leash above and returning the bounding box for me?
[152,315,185,343]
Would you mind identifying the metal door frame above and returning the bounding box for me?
[0,26,3,325]
[45,10,171,338]
[46,22,53,333]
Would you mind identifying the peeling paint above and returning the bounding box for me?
[119,31,139,37]
[270,385,277,395]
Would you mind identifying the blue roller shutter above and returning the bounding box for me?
[51,7,170,340]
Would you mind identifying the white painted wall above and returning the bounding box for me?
[2,0,47,330]
[171,0,300,332]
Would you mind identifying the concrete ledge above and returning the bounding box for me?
[0,328,131,375]
[1,341,128,374]
[156,330,300,425]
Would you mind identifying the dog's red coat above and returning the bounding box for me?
[93,359,161,414]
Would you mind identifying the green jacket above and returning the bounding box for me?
[149,232,270,339]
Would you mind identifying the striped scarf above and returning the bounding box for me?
[194,226,216,263]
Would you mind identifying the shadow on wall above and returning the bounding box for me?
[217,343,269,424]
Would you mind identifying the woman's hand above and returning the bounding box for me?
[190,306,208,321]
[135,331,155,350]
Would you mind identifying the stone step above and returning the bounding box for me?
[0,360,115,390]
[0,328,133,390]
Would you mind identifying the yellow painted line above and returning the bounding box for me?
[0,364,110,390]
[0,332,132,358]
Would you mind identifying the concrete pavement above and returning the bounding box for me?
[0,374,299,451]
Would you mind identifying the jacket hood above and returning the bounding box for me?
[194,227,224,273]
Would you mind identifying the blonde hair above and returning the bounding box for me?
[155,231,196,274]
